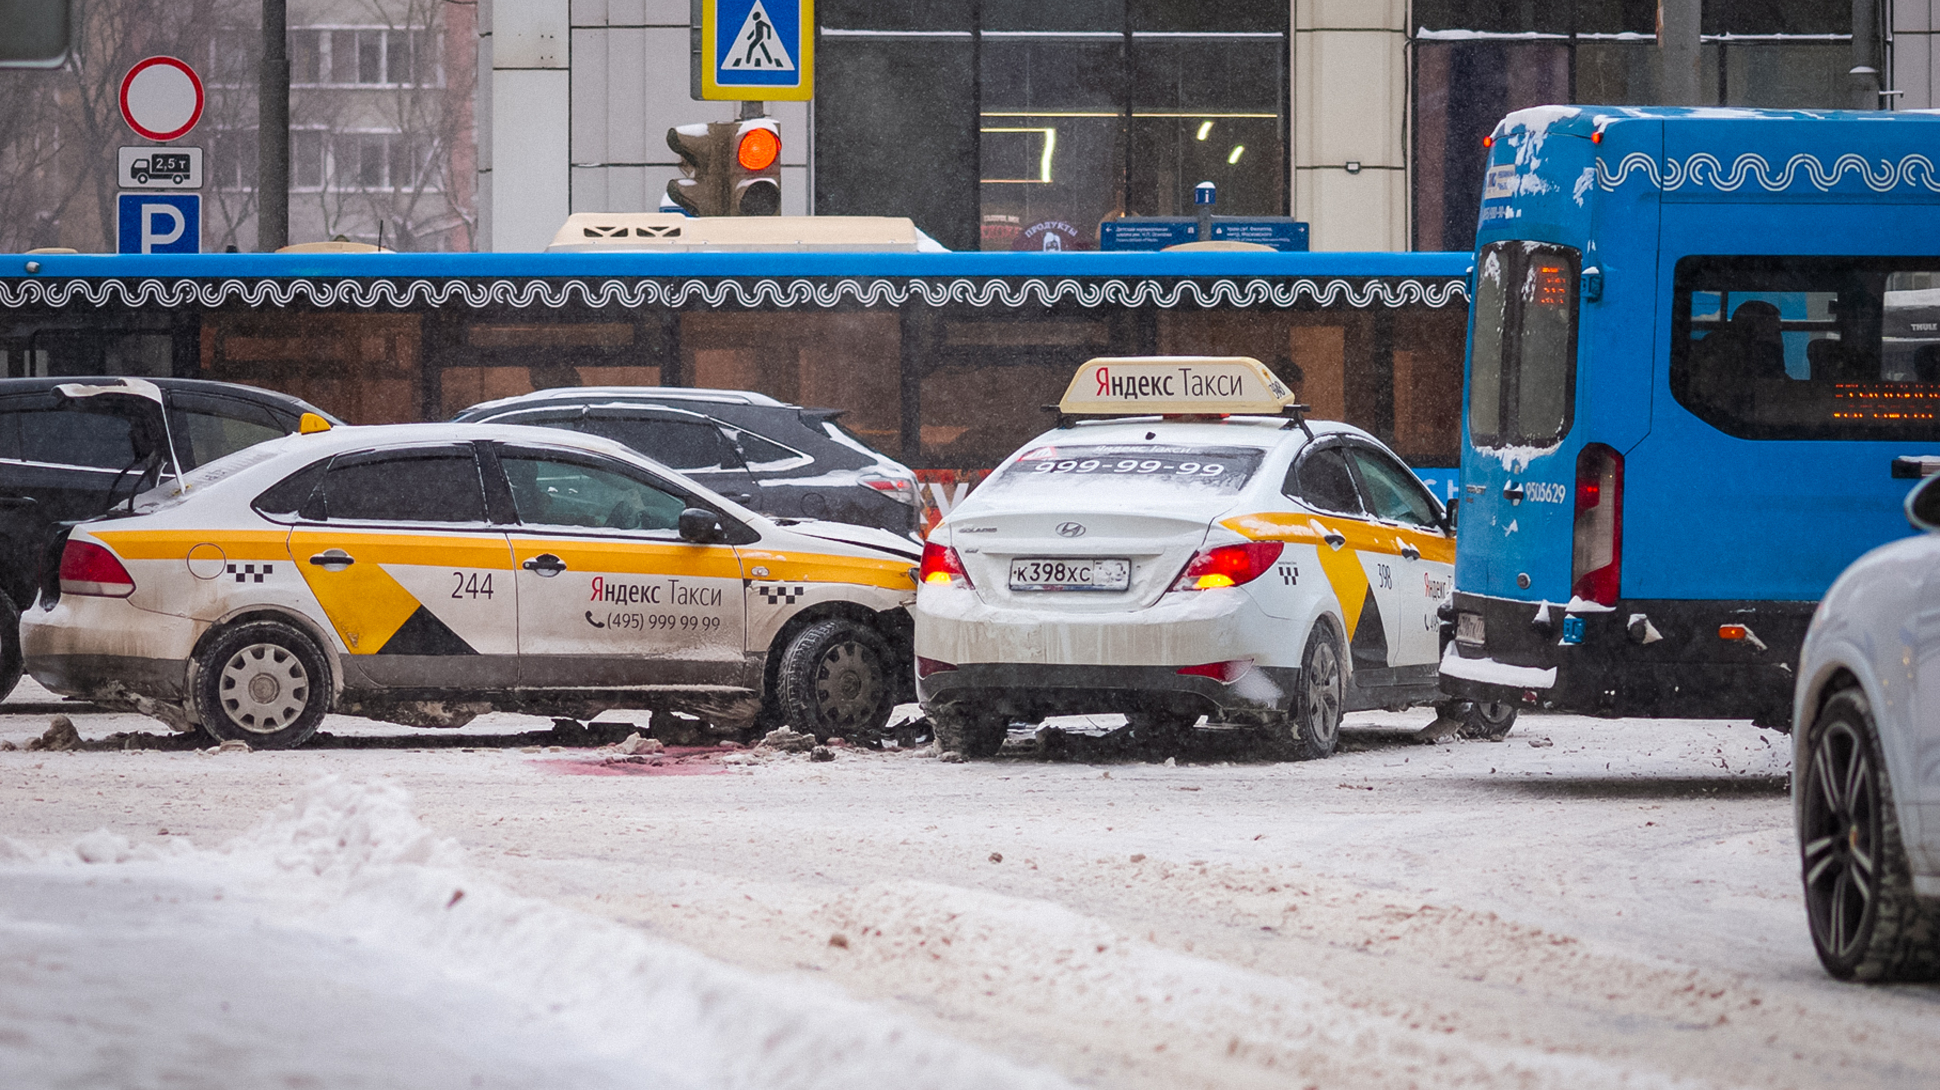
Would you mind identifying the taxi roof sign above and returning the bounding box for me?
[1059,356,1297,416]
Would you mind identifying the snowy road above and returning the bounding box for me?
[5,682,1940,1089]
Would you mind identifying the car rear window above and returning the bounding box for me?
[982,444,1264,499]
[0,407,138,469]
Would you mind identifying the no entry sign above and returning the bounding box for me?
[119,56,204,142]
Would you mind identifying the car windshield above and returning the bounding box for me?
[980,443,1264,501]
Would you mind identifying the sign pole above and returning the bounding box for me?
[257,0,290,251]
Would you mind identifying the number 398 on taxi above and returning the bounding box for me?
[915,356,1501,759]
[21,421,919,749]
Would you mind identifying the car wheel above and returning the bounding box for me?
[1270,621,1344,760]
[1454,699,1518,740]
[775,618,895,741]
[192,621,330,750]
[0,591,23,703]
[932,706,1007,758]
[1800,688,1940,982]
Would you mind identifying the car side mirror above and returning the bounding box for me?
[1441,499,1459,533]
[1908,474,1940,532]
[679,507,726,544]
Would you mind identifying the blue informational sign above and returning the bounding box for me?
[1099,218,1198,251]
[116,192,199,254]
[1211,218,1309,251]
[1100,216,1311,252]
[702,0,812,100]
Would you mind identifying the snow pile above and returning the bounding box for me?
[1,777,1071,1090]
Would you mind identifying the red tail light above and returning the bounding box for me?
[60,539,136,597]
[860,472,920,507]
[1571,443,1623,606]
[919,541,973,587]
[1172,541,1284,591]
[916,656,957,678]
[1177,659,1254,683]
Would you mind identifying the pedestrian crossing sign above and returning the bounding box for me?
[700,0,812,101]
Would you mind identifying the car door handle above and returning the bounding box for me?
[726,492,753,503]
[0,495,37,509]
[1398,541,1421,560]
[1891,455,1940,479]
[1323,530,1346,549]
[522,553,567,577]
[308,550,354,570]
[1502,483,1525,502]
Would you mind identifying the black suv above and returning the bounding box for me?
[0,377,340,699]
[452,387,922,535]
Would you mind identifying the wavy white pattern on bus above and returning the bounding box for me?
[0,276,1469,311]
[1596,151,1940,193]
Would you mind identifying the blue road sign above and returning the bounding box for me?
[1211,218,1309,251]
[116,192,199,254]
[1100,216,1311,252]
[701,0,812,100]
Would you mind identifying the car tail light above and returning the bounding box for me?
[1177,659,1254,683]
[59,540,135,598]
[860,472,920,507]
[916,656,957,678]
[1172,541,1284,591]
[919,541,973,587]
[1571,443,1623,606]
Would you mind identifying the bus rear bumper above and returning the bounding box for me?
[1440,592,1812,726]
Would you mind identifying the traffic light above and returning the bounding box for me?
[729,119,781,216]
[665,119,782,216]
[666,123,727,217]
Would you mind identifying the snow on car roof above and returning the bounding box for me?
[1029,415,1369,451]
[458,386,788,415]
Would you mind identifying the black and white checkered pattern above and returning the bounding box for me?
[226,563,273,584]
[755,584,805,605]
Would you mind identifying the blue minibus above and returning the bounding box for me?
[1440,107,1940,726]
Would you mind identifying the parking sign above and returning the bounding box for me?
[698,0,812,101]
[116,193,200,254]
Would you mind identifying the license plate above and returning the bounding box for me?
[1456,612,1486,645]
[1008,557,1131,592]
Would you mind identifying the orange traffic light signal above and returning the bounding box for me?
[730,119,781,216]
[666,119,782,217]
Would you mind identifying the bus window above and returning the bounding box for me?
[1670,257,1940,441]
[1468,241,1579,449]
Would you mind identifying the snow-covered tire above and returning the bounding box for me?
[775,618,895,741]
[933,707,1006,759]
[1800,687,1940,982]
[192,621,330,750]
[1454,700,1517,740]
[0,590,23,703]
[1268,621,1344,760]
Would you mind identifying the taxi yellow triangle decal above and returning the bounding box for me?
[1309,520,1369,640]
[292,554,424,654]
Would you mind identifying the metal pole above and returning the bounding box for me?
[257,0,290,251]
[1656,0,1701,106]
[1851,0,1881,109]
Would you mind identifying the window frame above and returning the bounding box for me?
[485,443,759,544]
[1284,438,1368,519]
[1467,240,1582,450]
[1340,439,1446,530]
[307,444,492,526]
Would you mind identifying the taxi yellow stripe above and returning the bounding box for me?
[737,548,917,591]
[92,529,291,562]
[292,532,518,569]
[509,538,743,580]
[1219,512,1456,565]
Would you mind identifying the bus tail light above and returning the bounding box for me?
[1172,542,1284,591]
[1571,443,1623,606]
[60,540,136,598]
[919,542,973,587]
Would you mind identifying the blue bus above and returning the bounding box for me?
[1441,107,1940,726]
[0,245,1471,494]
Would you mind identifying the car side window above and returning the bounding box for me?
[0,407,138,469]
[1286,445,1365,516]
[320,448,487,523]
[497,453,689,532]
[1345,446,1443,529]
[576,416,743,472]
[168,401,285,469]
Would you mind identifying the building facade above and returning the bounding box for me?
[479,1,1940,254]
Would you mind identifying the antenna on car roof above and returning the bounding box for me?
[1281,403,1314,440]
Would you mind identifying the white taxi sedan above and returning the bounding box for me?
[915,356,1485,759]
[1790,472,1940,981]
[23,420,919,749]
